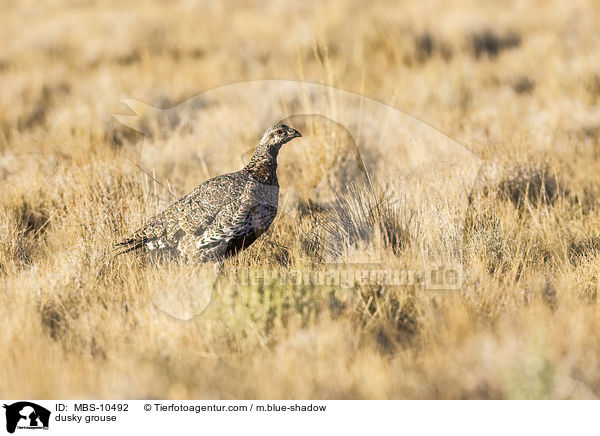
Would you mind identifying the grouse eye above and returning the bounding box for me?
[277,129,284,135]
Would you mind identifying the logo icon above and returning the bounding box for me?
[3,402,50,434]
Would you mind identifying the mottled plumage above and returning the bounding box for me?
[116,123,301,261]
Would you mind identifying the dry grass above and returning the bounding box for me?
[2,0,600,399]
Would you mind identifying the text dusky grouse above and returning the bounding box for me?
[116,123,302,261]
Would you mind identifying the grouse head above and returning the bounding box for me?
[259,123,302,150]
[245,123,302,183]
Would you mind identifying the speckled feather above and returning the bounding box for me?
[115,123,301,261]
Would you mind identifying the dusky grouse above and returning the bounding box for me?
[116,123,302,261]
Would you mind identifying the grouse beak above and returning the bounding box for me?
[291,129,302,138]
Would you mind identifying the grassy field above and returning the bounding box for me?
[2,0,600,399]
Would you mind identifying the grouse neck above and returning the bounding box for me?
[244,146,280,185]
